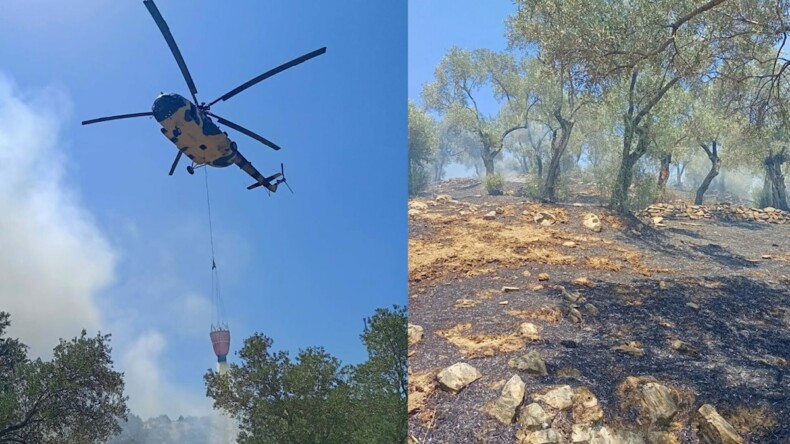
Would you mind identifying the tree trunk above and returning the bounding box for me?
[543,112,574,201]
[610,122,649,213]
[477,130,502,177]
[535,153,543,177]
[694,142,720,205]
[656,152,671,203]
[675,163,686,188]
[518,154,530,175]
[433,150,446,182]
[765,148,789,210]
[482,155,495,177]
[717,169,726,193]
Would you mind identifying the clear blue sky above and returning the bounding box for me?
[409,0,515,111]
[0,0,405,418]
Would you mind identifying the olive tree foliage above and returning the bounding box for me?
[506,0,766,212]
[408,101,438,194]
[0,312,128,444]
[423,47,536,176]
[521,55,592,200]
[683,84,752,204]
[506,122,551,177]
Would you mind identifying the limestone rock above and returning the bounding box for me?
[583,213,602,232]
[669,338,699,355]
[572,425,646,444]
[621,377,678,427]
[584,303,599,316]
[647,431,679,444]
[698,404,744,444]
[534,211,557,226]
[518,428,567,444]
[559,285,583,303]
[568,306,583,323]
[519,322,540,340]
[640,382,678,426]
[409,201,428,211]
[612,342,644,357]
[572,387,603,425]
[532,385,573,410]
[436,362,481,394]
[435,194,453,202]
[538,273,551,281]
[484,211,497,220]
[519,402,552,431]
[489,374,526,424]
[509,350,548,376]
[408,324,424,346]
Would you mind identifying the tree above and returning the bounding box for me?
[423,48,536,176]
[408,101,438,194]
[351,305,407,444]
[204,306,408,444]
[0,312,128,444]
[522,57,590,200]
[507,0,758,212]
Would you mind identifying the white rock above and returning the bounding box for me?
[436,362,482,394]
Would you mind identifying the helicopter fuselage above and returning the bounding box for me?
[152,93,236,167]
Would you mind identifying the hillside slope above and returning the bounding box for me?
[408,180,790,444]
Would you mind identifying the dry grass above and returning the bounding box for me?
[435,323,526,358]
[507,306,564,324]
[408,201,661,283]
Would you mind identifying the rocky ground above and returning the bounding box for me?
[408,179,790,444]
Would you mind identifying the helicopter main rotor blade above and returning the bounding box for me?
[168,150,184,176]
[82,112,154,125]
[207,47,326,107]
[143,0,199,104]
[207,112,282,151]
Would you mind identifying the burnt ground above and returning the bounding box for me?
[408,179,790,444]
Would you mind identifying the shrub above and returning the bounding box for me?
[484,173,504,195]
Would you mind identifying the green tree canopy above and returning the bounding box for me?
[0,312,128,444]
[204,305,407,444]
[408,101,438,194]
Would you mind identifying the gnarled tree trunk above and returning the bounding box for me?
[694,141,720,205]
[656,152,671,203]
[543,111,574,201]
[611,122,650,213]
[765,147,789,211]
[675,162,686,188]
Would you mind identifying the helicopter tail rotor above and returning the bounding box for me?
[275,163,294,194]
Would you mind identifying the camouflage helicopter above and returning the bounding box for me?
[83,0,325,192]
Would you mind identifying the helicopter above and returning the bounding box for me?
[82,0,325,193]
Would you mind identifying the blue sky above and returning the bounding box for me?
[409,0,515,111]
[0,0,405,418]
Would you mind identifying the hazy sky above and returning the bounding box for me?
[0,0,406,418]
[409,0,516,178]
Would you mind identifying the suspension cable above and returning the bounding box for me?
[204,169,225,326]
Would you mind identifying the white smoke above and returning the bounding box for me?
[122,330,210,418]
[0,74,116,357]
